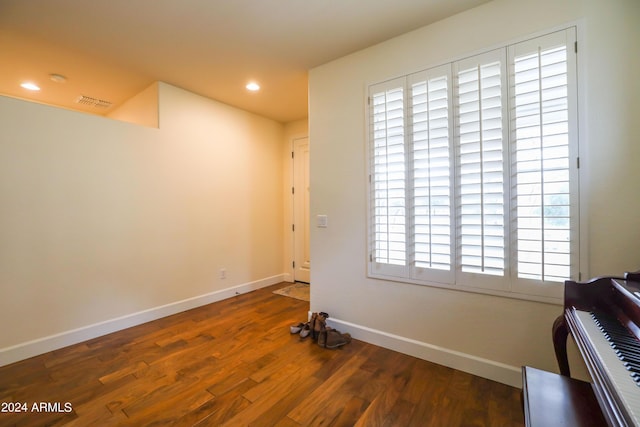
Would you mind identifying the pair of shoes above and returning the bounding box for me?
[290,321,312,339]
[290,322,305,334]
[310,312,329,341]
[317,327,352,349]
[299,323,312,339]
[290,312,334,343]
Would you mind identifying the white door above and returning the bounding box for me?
[293,137,310,283]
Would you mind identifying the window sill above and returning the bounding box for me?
[368,271,564,306]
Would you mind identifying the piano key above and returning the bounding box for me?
[613,343,640,351]
[624,357,640,366]
[574,310,640,426]
[613,343,640,355]
[616,347,640,358]
[611,344,640,355]
[602,327,634,338]
[604,329,637,338]
[605,333,639,343]
[612,341,640,350]
[623,360,640,371]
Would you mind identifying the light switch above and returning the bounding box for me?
[317,214,328,228]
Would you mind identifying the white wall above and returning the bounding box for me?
[0,82,286,365]
[309,0,640,386]
[107,82,159,128]
[580,0,640,275]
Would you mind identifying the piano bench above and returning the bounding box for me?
[522,366,607,427]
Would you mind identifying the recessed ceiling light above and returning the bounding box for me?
[20,82,41,91]
[246,82,260,91]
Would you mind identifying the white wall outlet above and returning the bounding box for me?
[219,268,226,279]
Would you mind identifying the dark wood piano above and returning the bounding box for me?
[552,270,640,426]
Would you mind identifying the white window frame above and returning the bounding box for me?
[366,26,579,304]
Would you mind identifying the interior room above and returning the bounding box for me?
[1,0,639,425]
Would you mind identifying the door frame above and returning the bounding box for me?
[285,133,310,283]
[291,136,310,283]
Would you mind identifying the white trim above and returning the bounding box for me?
[575,19,589,281]
[326,316,523,388]
[372,272,561,305]
[292,136,311,283]
[0,274,285,367]
[288,134,309,283]
[282,272,294,283]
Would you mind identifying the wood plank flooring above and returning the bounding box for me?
[0,283,524,426]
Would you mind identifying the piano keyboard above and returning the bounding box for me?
[592,313,640,386]
[575,309,640,426]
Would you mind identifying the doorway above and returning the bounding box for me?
[293,137,310,283]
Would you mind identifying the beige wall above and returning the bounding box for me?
[107,82,159,128]
[0,82,286,364]
[309,0,640,386]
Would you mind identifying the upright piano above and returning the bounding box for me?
[553,271,640,427]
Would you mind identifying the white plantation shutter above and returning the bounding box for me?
[370,79,407,275]
[408,66,454,283]
[369,70,454,283]
[367,27,579,302]
[509,29,578,294]
[455,50,508,289]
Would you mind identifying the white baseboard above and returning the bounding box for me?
[325,317,522,388]
[0,274,285,367]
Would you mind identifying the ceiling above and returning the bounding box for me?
[0,0,491,123]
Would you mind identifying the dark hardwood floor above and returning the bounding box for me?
[0,283,524,426]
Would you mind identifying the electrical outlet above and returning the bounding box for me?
[219,268,226,279]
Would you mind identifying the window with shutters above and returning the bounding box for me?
[367,28,579,302]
